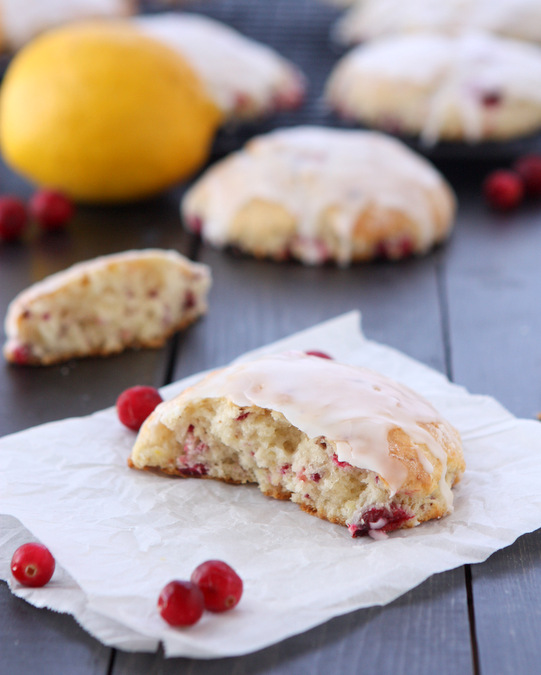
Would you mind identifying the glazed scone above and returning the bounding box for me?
[0,0,134,51]
[334,0,541,46]
[133,13,305,122]
[130,352,465,538]
[326,32,541,145]
[181,126,455,265]
[3,249,211,366]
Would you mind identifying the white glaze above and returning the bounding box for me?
[0,0,131,49]
[327,32,541,144]
[162,351,456,503]
[134,13,303,116]
[335,0,541,45]
[182,126,454,265]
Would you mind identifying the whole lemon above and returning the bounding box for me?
[0,21,223,202]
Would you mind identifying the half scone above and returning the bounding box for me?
[181,126,456,265]
[130,352,465,538]
[3,249,211,366]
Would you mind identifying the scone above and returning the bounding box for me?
[133,13,305,122]
[3,249,211,366]
[0,0,134,51]
[334,0,541,46]
[181,126,455,265]
[326,32,541,144]
[130,352,465,538]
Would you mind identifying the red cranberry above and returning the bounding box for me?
[0,196,28,242]
[483,170,524,211]
[513,155,541,197]
[11,543,55,587]
[305,350,333,359]
[191,560,243,613]
[116,385,163,431]
[158,580,205,627]
[185,214,203,235]
[481,91,502,107]
[29,189,74,230]
[177,463,208,477]
[332,453,352,468]
[349,505,412,537]
[10,344,32,365]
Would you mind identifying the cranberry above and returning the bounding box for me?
[332,453,352,468]
[177,463,208,477]
[10,344,32,365]
[349,505,412,537]
[483,169,524,211]
[11,543,55,587]
[305,350,333,359]
[0,196,28,242]
[513,155,541,197]
[481,91,502,107]
[191,560,243,613]
[185,214,203,235]
[158,580,204,627]
[116,385,163,431]
[29,189,74,230]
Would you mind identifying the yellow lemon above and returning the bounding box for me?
[0,21,223,202]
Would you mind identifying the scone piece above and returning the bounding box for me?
[0,0,135,51]
[3,249,211,366]
[326,32,541,145]
[133,13,305,122]
[130,352,465,538]
[333,0,541,47]
[181,126,455,265]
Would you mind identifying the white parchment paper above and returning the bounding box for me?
[2,311,541,658]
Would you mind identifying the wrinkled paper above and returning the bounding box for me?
[2,311,541,658]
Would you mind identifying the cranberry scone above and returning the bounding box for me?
[0,0,134,51]
[133,13,305,122]
[3,249,211,366]
[181,126,455,265]
[333,0,541,47]
[130,352,465,538]
[326,32,541,144]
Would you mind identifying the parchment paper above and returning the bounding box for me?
[2,311,541,658]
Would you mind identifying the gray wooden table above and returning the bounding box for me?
[2,1,541,673]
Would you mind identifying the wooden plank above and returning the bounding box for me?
[444,164,541,674]
[0,581,112,675]
[114,569,470,675]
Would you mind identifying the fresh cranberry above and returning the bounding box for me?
[513,155,541,197]
[483,170,524,211]
[29,189,74,231]
[11,543,55,587]
[305,350,333,359]
[158,580,205,627]
[116,385,163,431]
[0,196,28,242]
[191,560,243,613]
